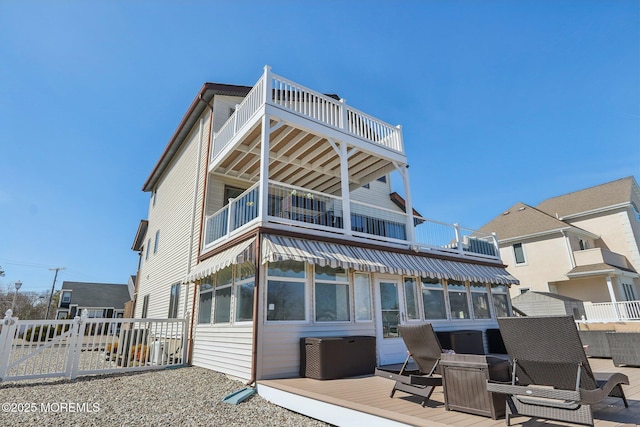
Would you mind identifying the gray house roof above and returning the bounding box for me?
[60,281,131,309]
[479,177,638,241]
[536,176,637,219]
[478,202,579,241]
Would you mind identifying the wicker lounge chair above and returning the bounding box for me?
[487,316,629,426]
[375,323,443,406]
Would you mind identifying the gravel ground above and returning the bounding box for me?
[0,366,332,426]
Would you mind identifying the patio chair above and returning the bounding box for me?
[376,323,444,406]
[487,316,629,426]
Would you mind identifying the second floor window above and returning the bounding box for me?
[141,295,150,318]
[61,291,72,304]
[513,243,526,264]
[154,230,160,254]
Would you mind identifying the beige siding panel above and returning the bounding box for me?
[205,175,254,217]
[136,112,207,318]
[350,177,402,213]
[212,96,245,133]
[192,324,254,380]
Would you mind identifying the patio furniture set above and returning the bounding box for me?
[300,317,632,427]
[578,325,640,367]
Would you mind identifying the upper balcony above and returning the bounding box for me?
[573,248,633,271]
[201,66,501,263]
[203,180,500,261]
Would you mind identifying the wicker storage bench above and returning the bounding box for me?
[436,330,485,355]
[299,336,376,380]
[440,353,511,419]
[606,332,640,367]
[579,330,613,358]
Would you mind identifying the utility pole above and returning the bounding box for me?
[45,267,65,320]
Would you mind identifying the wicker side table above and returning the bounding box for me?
[606,332,640,367]
[440,353,511,419]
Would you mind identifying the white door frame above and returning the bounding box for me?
[374,275,409,366]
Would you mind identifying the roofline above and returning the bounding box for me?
[498,226,599,244]
[558,202,631,220]
[132,219,149,251]
[142,82,252,192]
[567,268,640,279]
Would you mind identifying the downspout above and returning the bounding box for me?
[247,231,261,386]
[561,230,576,269]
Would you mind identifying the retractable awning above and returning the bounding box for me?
[184,238,255,283]
[261,235,518,285]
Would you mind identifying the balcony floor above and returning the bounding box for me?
[257,358,640,427]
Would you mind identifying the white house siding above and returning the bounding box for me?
[136,111,207,319]
[205,175,254,217]
[213,95,246,133]
[192,324,254,380]
[349,176,402,213]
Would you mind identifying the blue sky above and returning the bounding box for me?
[1,1,638,294]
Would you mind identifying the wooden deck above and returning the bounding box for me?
[257,358,640,427]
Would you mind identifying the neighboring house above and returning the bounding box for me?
[133,66,518,381]
[56,281,133,319]
[478,177,640,305]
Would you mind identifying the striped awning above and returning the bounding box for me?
[262,235,518,285]
[184,238,255,283]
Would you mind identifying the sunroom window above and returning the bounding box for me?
[491,284,510,317]
[214,266,233,324]
[267,261,306,321]
[448,281,470,319]
[354,273,372,321]
[198,282,213,324]
[314,265,349,322]
[470,282,490,319]
[403,277,421,320]
[235,263,255,322]
[421,277,447,320]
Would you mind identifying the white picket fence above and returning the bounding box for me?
[0,309,188,382]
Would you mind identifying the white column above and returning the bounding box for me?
[606,275,620,320]
[395,163,415,243]
[258,114,270,221]
[339,142,352,235]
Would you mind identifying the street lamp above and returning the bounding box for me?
[11,280,22,314]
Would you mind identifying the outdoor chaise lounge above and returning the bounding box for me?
[487,316,629,426]
[375,323,443,406]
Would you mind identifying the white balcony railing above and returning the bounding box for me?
[211,66,404,164]
[203,180,499,260]
[584,300,640,322]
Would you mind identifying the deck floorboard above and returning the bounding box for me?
[259,358,640,427]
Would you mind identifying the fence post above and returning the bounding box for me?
[0,310,17,380]
[182,311,190,366]
[67,310,88,379]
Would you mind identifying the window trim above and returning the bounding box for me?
[469,282,491,320]
[61,291,72,304]
[154,230,160,254]
[513,243,526,265]
[313,266,351,323]
[141,294,150,318]
[168,283,180,318]
[420,277,448,321]
[354,272,373,322]
[265,261,309,323]
[447,280,471,320]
